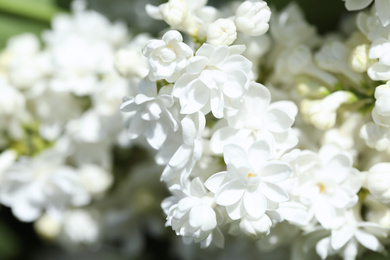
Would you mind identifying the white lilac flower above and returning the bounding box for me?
[349,43,375,73]
[172,43,252,118]
[78,164,113,198]
[164,178,224,248]
[372,82,390,127]
[210,81,298,157]
[344,0,390,27]
[120,79,179,150]
[0,79,31,140]
[115,34,151,79]
[0,148,90,222]
[146,0,214,36]
[360,122,390,151]
[43,3,128,96]
[205,139,292,220]
[365,163,390,203]
[301,91,357,130]
[61,209,100,247]
[1,33,51,90]
[267,3,319,69]
[239,213,278,239]
[207,18,237,46]
[273,44,338,86]
[143,30,193,83]
[0,150,17,181]
[291,145,362,229]
[234,1,271,37]
[367,37,390,81]
[315,40,363,84]
[315,204,388,260]
[161,112,205,186]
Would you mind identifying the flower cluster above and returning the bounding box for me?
[1,0,390,259]
[119,0,390,259]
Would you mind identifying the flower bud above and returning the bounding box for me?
[349,44,375,73]
[234,1,271,36]
[207,19,237,46]
[160,0,188,27]
[366,163,390,203]
[301,91,357,130]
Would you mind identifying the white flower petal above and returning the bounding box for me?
[205,171,228,193]
[261,182,289,203]
[247,139,271,170]
[330,225,354,250]
[215,179,245,206]
[260,161,291,183]
[190,205,216,231]
[186,56,209,74]
[145,121,167,149]
[226,199,246,220]
[223,144,248,169]
[243,188,266,218]
[355,229,383,251]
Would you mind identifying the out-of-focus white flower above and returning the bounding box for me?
[0,79,31,140]
[210,81,298,157]
[79,164,113,197]
[234,1,271,37]
[143,30,193,83]
[60,209,100,248]
[291,145,362,229]
[43,3,128,96]
[207,19,237,46]
[372,82,390,127]
[344,0,390,27]
[1,33,51,89]
[315,204,388,260]
[0,148,90,222]
[173,43,252,118]
[115,34,151,79]
[315,40,363,84]
[350,44,375,73]
[274,45,337,86]
[120,79,179,150]
[366,163,390,203]
[301,91,357,130]
[0,150,17,181]
[205,139,291,220]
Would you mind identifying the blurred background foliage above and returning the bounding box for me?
[0,0,386,259]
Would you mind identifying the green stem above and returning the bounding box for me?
[0,0,65,24]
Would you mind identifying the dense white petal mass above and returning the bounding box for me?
[164,178,222,248]
[143,30,193,82]
[0,149,90,222]
[366,163,390,203]
[207,19,237,46]
[120,79,179,149]
[205,140,291,221]
[291,145,362,229]
[172,43,252,118]
[210,82,298,155]
[234,1,271,36]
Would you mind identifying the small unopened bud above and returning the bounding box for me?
[350,44,374,73]
[234,1,271,36]
[207,19,237,46]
